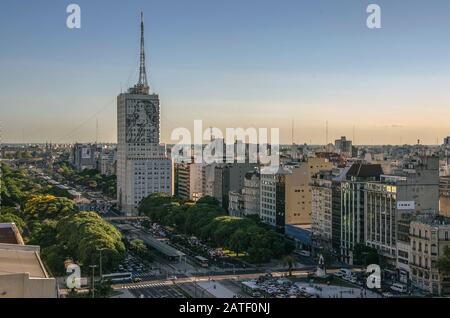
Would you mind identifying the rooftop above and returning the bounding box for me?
[0,223,24,245]
[347,163,383,179]
[138,233,185,258]
[0,244,48,278]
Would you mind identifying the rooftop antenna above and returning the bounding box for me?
[133,11,149,94]
[353,125,355,145]
[96,118,99,144]
[291,117,295,145]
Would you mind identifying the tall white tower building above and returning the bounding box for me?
[117,13,173,215]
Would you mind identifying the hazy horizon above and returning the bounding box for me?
[2,0,450,145]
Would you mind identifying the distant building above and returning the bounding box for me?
[0,223,57,298]
[71,143,97,171]
[444,137,450,146]
[335,136,352,156]
[99,147,117,176]
[203,163,258,210]
[410,215,450,296]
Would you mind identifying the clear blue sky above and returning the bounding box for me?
[1,0,450,144]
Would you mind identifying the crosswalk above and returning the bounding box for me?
[118,282,171,290]
[116,281,185,298]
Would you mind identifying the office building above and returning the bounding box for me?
[260,166,291,232]
[242,168,261,216]
[365,157,440,282]
[335,136,352,156]
[117,13,173,215]
[71,143,97,171]
[203,163,257,210]
[340,163,383,264]
[285,158,333,225]
[175,162,203,201]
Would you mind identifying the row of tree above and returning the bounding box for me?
[55,162,116,197]
[0,164,125,276]
[138,193,294,263]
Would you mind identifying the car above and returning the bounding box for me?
[168,276,178,280]
[382,292,394,298]
[133,277,142,283]
[333,271,344,278]
[338,268,353,277]
[390,283,408,293]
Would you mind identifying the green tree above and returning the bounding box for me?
[196,196,220,206]
[23,195,78,222]
[353,244,379,266]
[57,212,125,272]
[129,239,153,262]
[437,247,450,276]
[282,255,296,276]
[0,212,26,234]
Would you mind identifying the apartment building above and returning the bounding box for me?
[284,158,333,225]
[410,215,450,296]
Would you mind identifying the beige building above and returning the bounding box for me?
[0,223,57,298]
[409,216,450,296]
[285,158,332,225]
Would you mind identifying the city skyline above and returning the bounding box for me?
[2,1,450,145]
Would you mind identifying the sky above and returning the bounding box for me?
[1,0,450,145]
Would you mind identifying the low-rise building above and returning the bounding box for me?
[0,223,57,298]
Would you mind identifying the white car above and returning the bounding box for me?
[390,283,408,293]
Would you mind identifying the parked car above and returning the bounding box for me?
[390,283,408,293]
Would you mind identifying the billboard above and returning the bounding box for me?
[397,201,415,210]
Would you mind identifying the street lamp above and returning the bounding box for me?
[89,265,98,298]
[97,248,107,279]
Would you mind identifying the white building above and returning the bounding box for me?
[260,166,291,230]
[117,13,173,215]
[311,171,333,249]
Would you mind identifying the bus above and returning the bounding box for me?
[195,256,209,268]
[102,272,133,283]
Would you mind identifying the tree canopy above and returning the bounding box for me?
[139,193,294,263]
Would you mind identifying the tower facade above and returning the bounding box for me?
[117,13,173,215]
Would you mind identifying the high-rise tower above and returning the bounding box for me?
[117,13,173,215]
